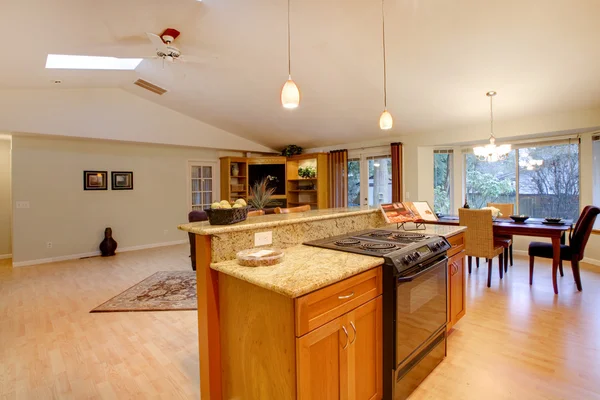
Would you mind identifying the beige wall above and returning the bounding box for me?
[0,137,11,256]
[11,135,230,265]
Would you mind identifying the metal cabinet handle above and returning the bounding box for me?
[342,326,349,350]
[338,291,355,300]
[451,262,460,276]
[349,321,357,345]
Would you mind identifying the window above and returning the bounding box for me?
[518,141,580,220]
[464,139,580,220]
[189,162,216,211]
[593,135,600,228]
[465,150,516,210]
[433,150,454,214]
[347,158,361,206]
[346,151,391,207]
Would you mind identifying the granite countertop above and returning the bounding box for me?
[381,224,467,237]
[178,206,379,235]
[210,245,384,298]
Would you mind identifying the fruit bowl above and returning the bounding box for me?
[205,206,249,225]
[510,215,529,223]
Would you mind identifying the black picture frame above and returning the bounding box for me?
[111,171,134,190]
[83,171,108,191]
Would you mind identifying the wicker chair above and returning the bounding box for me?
[459,208,505,288]
[274,205,311,214]
[487,202,515,267]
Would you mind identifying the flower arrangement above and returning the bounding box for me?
[481,206,502,219]
[298,166,316,179]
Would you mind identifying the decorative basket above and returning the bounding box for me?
[231,184,244,192]
[205,206,249,225]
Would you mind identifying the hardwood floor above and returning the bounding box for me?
[1,247,599,399]
[412,256,600,400]
[0,245,200,399]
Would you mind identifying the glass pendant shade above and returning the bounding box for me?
[281,77,300,109]
[473,137,512,162]
[379,109,393,130]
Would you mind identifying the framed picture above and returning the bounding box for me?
[111,171,133,190]
[83,171,108,190]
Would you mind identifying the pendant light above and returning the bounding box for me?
[281,0,300,109]
[379,0,393,130]
[473,91,511,162]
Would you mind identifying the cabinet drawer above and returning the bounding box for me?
[295,267,382,337]
[447,232,465,257]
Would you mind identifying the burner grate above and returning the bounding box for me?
[334,239,361,247]
[368,231,392,237]
[361,242,396,251]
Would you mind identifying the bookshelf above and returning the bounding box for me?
[286,153,329,209]
[220,157,249,203]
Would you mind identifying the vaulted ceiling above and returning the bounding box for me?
[2,0,600,149]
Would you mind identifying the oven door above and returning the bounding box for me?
[395,257,447,367]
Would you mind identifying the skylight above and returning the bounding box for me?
[45,54,143,70]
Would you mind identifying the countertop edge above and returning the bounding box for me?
[178,208,379,235]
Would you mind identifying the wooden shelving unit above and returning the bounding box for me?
[286,153,329,209]
[220,157,249,203]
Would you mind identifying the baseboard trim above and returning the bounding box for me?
[512,249,600,267]
[0,254,12,260]
[12,240,188,267]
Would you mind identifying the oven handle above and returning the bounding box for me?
[396,257,447,283]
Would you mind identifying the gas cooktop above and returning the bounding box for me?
[304,229,450,274]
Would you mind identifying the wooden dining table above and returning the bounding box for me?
[430,216,573,294]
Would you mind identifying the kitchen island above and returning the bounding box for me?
[178,208,466,400]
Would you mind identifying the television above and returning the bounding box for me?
[248,163,286,195]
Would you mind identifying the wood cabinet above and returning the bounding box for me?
[297,297,382,400]
[446,231,466,331]
[219,267,382,400]
[286,153,329,209]
[220,157,249,203]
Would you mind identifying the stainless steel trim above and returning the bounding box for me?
[338,291,355,300]
[342,326,349,350]
[350,321,357,345]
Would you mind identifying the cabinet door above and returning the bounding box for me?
[347,297,382,400]
[448,251,466,330]
[297,314,350,400]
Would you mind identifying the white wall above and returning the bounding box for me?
[0,137,11,257]
[0,88,276,153]
[11,135,232,266]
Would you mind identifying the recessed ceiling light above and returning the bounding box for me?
[45,54,143,70]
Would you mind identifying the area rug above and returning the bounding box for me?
[91,271,197,313]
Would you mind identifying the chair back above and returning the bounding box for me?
[487,203,514,218]
[274,205,312,214]
[569,205,600,259]
[248,209,265,217]
[188,210,208,223]
[459,208,496,258]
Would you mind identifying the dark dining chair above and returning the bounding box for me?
[528,205,600,291]
[188,210,209,271]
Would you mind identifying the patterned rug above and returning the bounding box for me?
[91,271,197,313]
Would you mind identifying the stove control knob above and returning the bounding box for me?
[403,255,412,264]
[412,251,420,259]
[432,242,441,250]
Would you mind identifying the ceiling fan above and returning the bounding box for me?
[142,28,214,65]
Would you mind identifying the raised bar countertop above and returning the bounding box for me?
[178,206,379,235]
[210,245,383,298]
[210,225,466,298]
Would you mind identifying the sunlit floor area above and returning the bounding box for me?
[1,247,600,399]
[413,255,600,400]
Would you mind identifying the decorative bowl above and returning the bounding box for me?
[544,217,562,223]
[510,215,529,223]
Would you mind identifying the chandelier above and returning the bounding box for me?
[473,91,511,162]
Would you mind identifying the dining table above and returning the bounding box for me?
[430,216,573,294]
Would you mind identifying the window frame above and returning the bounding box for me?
[462,137,581,218]
[433,149,455,214]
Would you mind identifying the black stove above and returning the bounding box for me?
[304,229,450,275]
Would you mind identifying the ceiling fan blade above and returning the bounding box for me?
[146,32,168,53]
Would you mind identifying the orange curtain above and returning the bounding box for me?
[328,150,348,208]
[391,142,403,202]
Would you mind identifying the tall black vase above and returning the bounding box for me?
[100,227,118,257]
